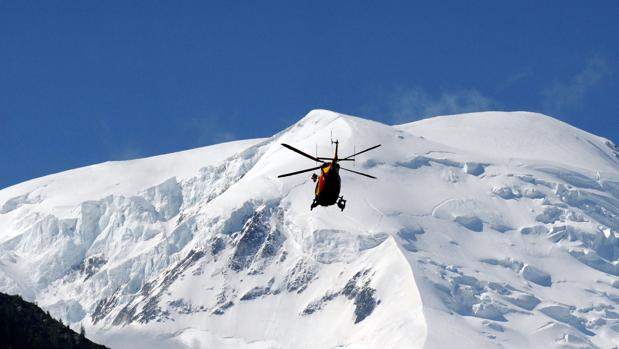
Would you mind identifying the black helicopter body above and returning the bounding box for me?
[278,140,380,211]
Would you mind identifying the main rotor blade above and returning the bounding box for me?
[281,143,325,163]
[342,144,381,160]
[317,157,354,161]
[340,167,377,179]
[278,165,322,178]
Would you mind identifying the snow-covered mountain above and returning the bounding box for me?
[1,110,619,349]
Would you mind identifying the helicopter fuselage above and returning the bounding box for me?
[277,139,379,212]
[314,162,341,206]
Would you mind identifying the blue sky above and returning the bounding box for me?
[1,1,618,189]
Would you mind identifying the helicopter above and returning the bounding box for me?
[277,139,381,211]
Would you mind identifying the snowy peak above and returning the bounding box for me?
[400,111,619,173]
[1,109,619,348]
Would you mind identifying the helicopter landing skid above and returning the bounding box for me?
[337,196,346,211]
[310,199,318,211]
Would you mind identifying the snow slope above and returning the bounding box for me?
[1,110,619,348]
[401,111,619,173]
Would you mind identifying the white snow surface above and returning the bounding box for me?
[1,109,619,349]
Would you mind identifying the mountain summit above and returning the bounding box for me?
[1,110,618,348]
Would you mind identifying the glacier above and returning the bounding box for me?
[1,109,619,348]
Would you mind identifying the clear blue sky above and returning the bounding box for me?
[1,1,618,189]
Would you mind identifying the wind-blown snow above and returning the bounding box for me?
[1,109,618,348]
